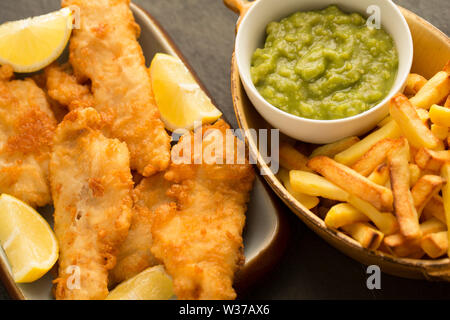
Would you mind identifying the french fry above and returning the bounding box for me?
[421,231,448,258]
[388,138,421,240]
[334,120,401,166]
[278,168,319,209]
[308,156,393,212]
[409,163,421,187]
[383,233,404,248]
[347,195,398,235]
[279,141,311,171]
[384,217,446,250]
[416,108,430,124]
[440,163,450,257]
[286,183,320,209]
[277,167,290,182]
[310,136,360,158]
[377,116,392,127]
[389,239,420,256]
[409,145,419,162]
[444,95,450,108]
[324,203,369,229]
[407,251,426,259]
[431,124,448,140]
[445,60,450,73]
[414,147,450,171]
[429,104,450,127]
[289,170,398,234]
[378,241,394,255]
[341,222,384,250]
[389,93,440,149]
[277,64,450,261]
[404,73,428,97]
[421,217,447,234]
[410,71,450,109]
[392,243,423,257]
[351,138,403,176]
[368,163,390,186]
[289,170,349,202]
[411,175,445,216]
[422,195,446,224]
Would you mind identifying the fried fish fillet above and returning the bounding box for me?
[33,70,70,123]
[110,172,173,285]
[45,63,94,111]
[50,107,133,300]
[61,0,171,176]
[0,65,56,207]
[151,120,255,300]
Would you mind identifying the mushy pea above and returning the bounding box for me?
[250,5,398,120]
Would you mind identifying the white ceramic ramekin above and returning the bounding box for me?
[235,0,413,143]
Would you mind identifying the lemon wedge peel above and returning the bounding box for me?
[106,265,174,300]
[0,194,58,283]
[150,53,222,132]
[0,8,73,73]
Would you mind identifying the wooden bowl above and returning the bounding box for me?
[227,0,450,281]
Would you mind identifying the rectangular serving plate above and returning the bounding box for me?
[0,3,288,300]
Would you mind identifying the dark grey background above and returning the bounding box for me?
[0,0,449,300]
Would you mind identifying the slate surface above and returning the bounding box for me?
[0,0,449,300]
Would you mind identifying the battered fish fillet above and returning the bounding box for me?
[151,120,255,300]
[61,0,171,176]
[33,71,69,123]
[0,65,56,207]
[45,63,94,111]
[110,172,172,285]
[50,107,133,300]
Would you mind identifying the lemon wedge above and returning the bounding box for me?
[0,8,73,73]
[106,265,174,300]
[150,53,222,131]
[0,194,58,283]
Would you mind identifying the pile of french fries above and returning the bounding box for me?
[278,60,450,259]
